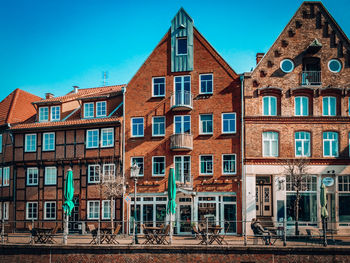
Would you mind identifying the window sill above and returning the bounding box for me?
[100,145,114,148]
[222,173,236,176]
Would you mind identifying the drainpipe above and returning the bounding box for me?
[240,74,247,246]
[121,86,126,234]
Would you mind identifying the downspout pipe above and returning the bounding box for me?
[122,86,126,234]
[240,74,246,245]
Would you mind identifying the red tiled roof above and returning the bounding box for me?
[33,85,125,104]
[0,89,41,125]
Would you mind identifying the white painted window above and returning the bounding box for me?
[152,116,165,137]
[87,201,100,220]
[88,165,100,183]
[131,157,144,176]
[200,114,213,135]
[323,132,338,157]
[200,155,213,175]
[27,168,39,186]
[102,200,115,220]
[174,115,191,134]
[131,117,144,137]
[26,202,38,220]
[200,74,213,94]
[84,102,94,118]
[294,96,309,116]
[45,167,57,185]
[222,154,236,175]
[174,156,191,184]
[263,96,277,116]
[295,132,311,157]
[25,134,37,152]
[39,107,49,122]
[43,132,55,151]
[152,77,165,97]
[152,156,165,176]
[86,129,99,148]
[0,134,2,153]
[103,163,115,181]
[322,96,336,116]
[50,106,60,121]
[44,201,56,220]
[0,168,2,186]
[101,128,114,147]
[222,113,236,134]
[96,101,107,117]
[2,167,9,186]
[262,132,279,157]
[0,202,9,220]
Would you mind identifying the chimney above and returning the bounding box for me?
[73,86,79,94]
[45,93,54,99]
[256,53,265,65]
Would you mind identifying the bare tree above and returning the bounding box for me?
[283,158,309,236]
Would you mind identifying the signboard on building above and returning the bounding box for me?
[322,177,334,187]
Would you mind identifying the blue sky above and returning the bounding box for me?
[1,0,349,101]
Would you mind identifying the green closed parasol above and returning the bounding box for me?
[167,168,176,244]
[63,168,74,244]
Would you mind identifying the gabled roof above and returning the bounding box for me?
[171,7,194,23]
[0,89,41,125]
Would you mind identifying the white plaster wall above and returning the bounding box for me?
[245,174,256,235]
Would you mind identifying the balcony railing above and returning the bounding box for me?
[170,133,193,151]
[175,173,193,190]
[170,91,193,111]
[301,71,321,86]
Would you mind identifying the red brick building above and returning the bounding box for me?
[124,8,242,234]
[243,2,350,234]
[2,85,124,231]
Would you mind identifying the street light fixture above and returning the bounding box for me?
[131,163,140,245]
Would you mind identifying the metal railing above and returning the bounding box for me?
[170,133,193,151]
[170,91,193,110]
[301,71,321,85]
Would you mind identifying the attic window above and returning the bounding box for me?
[177,37,187,55]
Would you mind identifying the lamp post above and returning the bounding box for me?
[131,163,140,245]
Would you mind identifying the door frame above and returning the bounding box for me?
[256,175,273,217]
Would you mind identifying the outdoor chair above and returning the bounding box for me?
[192,225,201,240]
[214,223,230,245]
[46,224,59,244]
[141,224,155,245]
[158,224,170,245]
[87,224,98,244]
[28,224,39,244]
[251,225,267,245]
[108,224,121,244]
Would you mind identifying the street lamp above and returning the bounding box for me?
[131,163,140,245]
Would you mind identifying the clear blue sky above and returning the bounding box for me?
[1,0,349,101]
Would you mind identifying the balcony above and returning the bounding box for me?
[170,133,193,151]
[175,173,193,191]
[301,71,321,86]
[170,91,193,111]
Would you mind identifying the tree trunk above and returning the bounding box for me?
[110,197,114,232]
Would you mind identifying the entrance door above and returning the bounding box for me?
[256,176,272,217]
[176,197,192,235]
[68,196,80,232]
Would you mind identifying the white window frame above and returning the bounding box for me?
[152,116,165,137]
[174,115,191,134]
[323,131,339,157]
[262,96,277,116]
[2,167,9,186]
[1,202,9,220]
[27,167,39,186]
[39,107,49,122]
[50,106,60,121]
[26,202,38,220]
[221,113,236,134]
[222,154,237,175]
[199,114,213,135]
[87,200,100,220]
[102,163,115,182]
[84,102,94,118]
[322,96,337,116]
[294,96,309,116]
[101,128,114,148]
[42,132,55,151]
[131,117,144,137]
[44,201,56,220]
[88,164,100,183]
[131,157,144,177]
[86,129,99,149]
[0,168,2,187]
[152,156,165,177]
[262,131,279,157]
[45,166,57,185]
[199,155,213,175]
[25,134,37,152]
[96,101,107,117]
[176,37,188,55]
[199,74,213,94]
[152,77,166,97]
[0,134,2,153]
[174,155,191,184]
[295,132,311,157]
[102,200,115,220]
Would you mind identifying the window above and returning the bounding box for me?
[200,74,213,94]
[45,167,57,185]
[177,37,187,55]
[222,113,236,134]
[88,165,100,183]
[263,96,277,116]
[0,134,2,153]
[295,96,309,116]
[174,115,191,134]
[328,59,342,73]
[131,117,144,137]
[42,132,55,151]
[152,156,165,176]
[96,101,107,117]
[262,132,279,157]
[0,202,9,220]
[174,156,191,184]
[323,96,336,116]
[280,59,294,73]
[323,131,338,157]
[87,201,99,219]
[222,154,236,175]
[131,157,144,176]
[295,132,311,157]
[102,200,115,220]
[2,167,9,186]
[27,168,39,186]
[174,76,191,106]
[103,164,115,181]
[39,107,49,122]
[26,202,38,220]
[101,128,114,147]
[200,155,213,175]
[44,202,56,220]
[152,116,165,136]
[86,129,99,148]
[200,114,213,135]
[0,168,2,186]
[152,77,165,97]
[338,175,350,222]
[25,134,37,152]
[84,102,94,118]
[50,106,60,121]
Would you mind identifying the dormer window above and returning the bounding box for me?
[39,107,49,122]
[50,106,60,121]
[84,103,94,118]
[177,37,187,55]
[96,101,107,117]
